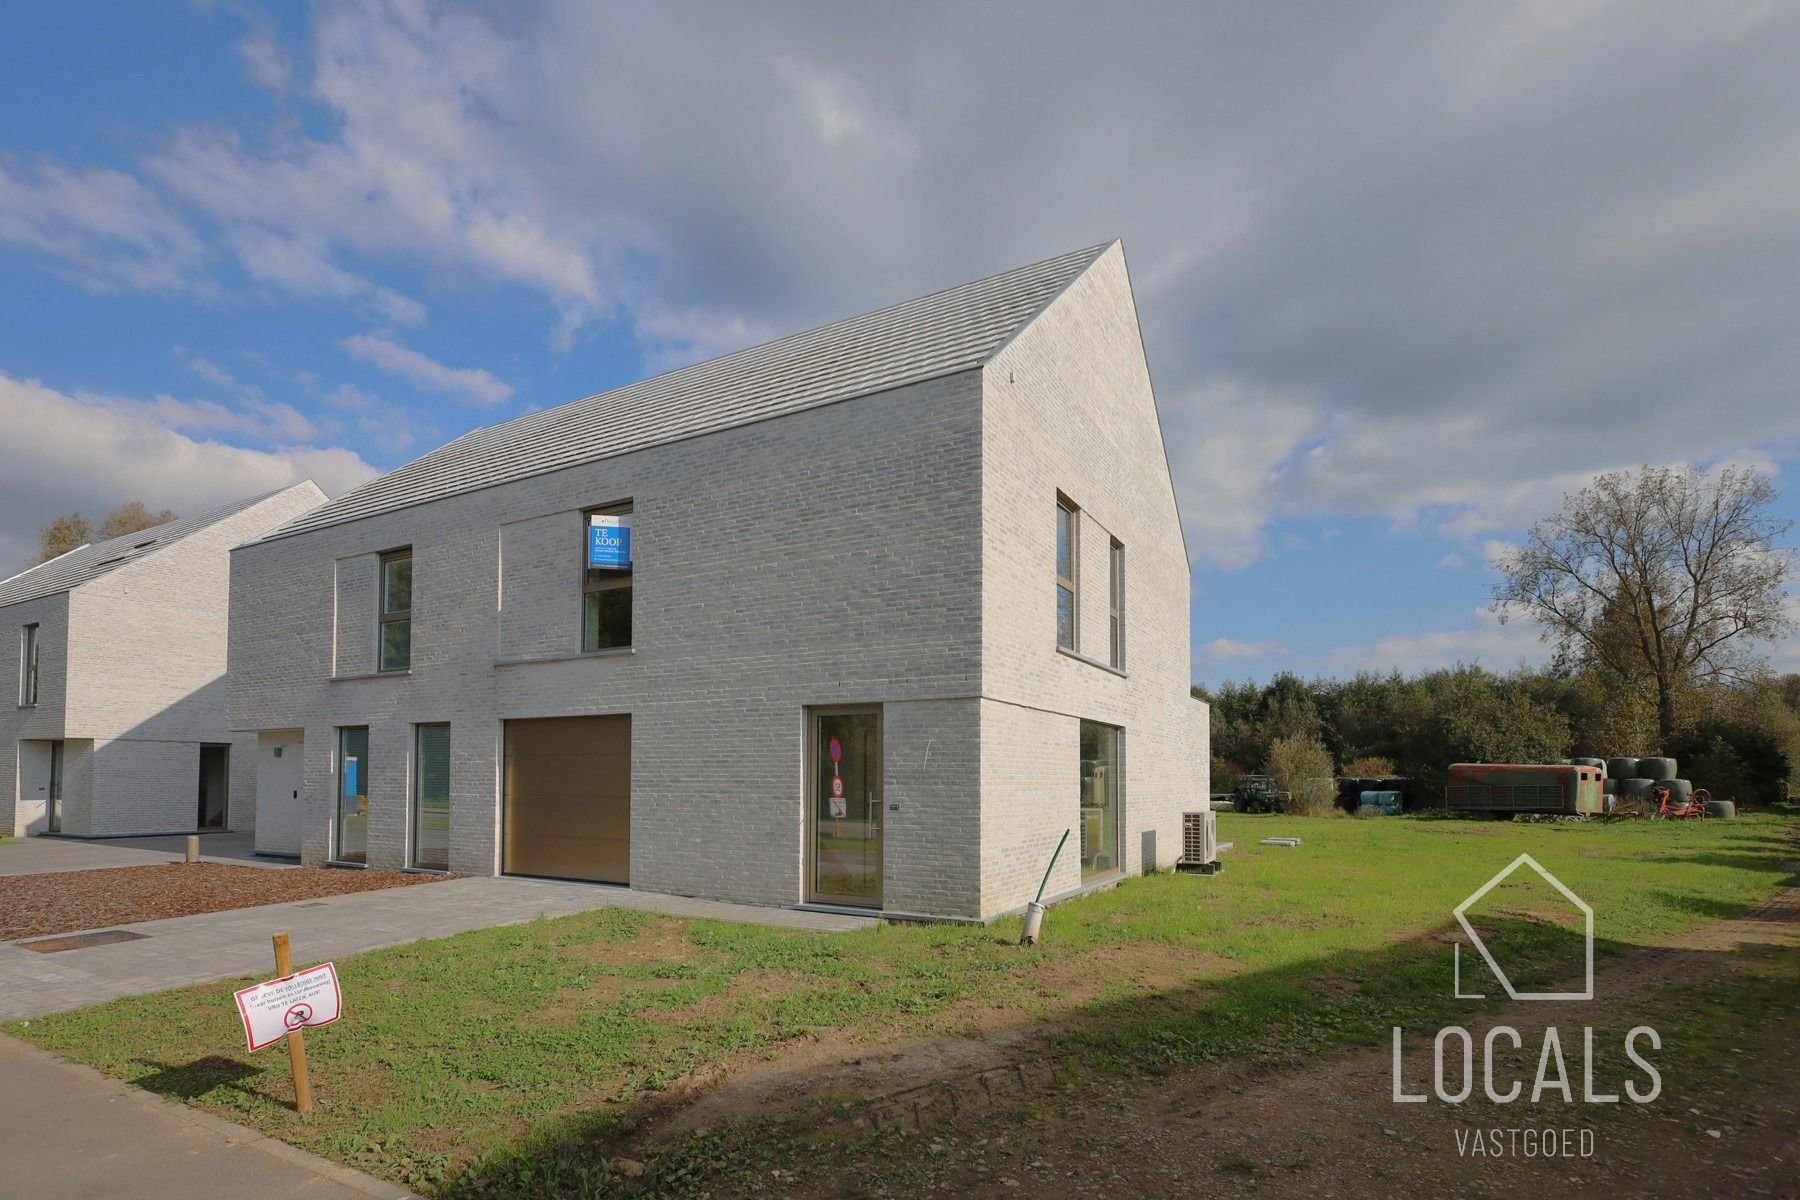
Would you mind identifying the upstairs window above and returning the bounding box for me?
[19,623,39,706]
[379,549,412,672]
[1056,499,1078,650]
[1109,540,1125,669]
[583,505,633,651]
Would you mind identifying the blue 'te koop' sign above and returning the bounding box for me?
[587,516,633,569]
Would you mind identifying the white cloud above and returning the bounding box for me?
[0,160,208,294]
[1326,607,1550,675]
[1196,637,1287,663]
[339,334,512,405]
[326,382,430,454]
[236,19,292,91]
[231,230,425,326]
[0,372,375,573]
[1437,552,1467,570]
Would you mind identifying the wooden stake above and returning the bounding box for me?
[272,932,314,1114]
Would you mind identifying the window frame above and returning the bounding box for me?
[20,623,40,707]
[377,548,413,673]
[581,502,634,653]
[335,725,370,866]
[1056,498,1079,651]
[1108,539,1125,670]
[411,722,451,871]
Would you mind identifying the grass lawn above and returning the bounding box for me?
[10,810,1796,1197]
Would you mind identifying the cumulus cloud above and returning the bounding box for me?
[0,372,375,573]
[339,334,512,405]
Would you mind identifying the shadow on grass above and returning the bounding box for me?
[132,1055,266,1103]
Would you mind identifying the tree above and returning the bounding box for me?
[36,513,94,562]
[99,500,174,540]
[1492,465,1796,748]
[35,501,175,563]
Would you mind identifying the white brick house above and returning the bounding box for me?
[230,244,1209,920]
[3,483,326,838]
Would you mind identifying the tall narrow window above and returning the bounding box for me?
[1079,720,1121,880]
[19,624,39,706]
[412,723,450,871]
[1108,540,1125,669]
[583,505,633,651]
[379,549,412,671]
[1056,499,1078,650]
[336,726,369,864]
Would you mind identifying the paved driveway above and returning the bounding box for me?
[0,874,875,1021]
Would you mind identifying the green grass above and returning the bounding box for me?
[0,837,20,846]
[9,810,1795,1197]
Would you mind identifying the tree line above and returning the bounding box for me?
[1195,666,1800,806]
[1197,464,1797,808]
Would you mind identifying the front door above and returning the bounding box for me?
[47,741,63,834]
[808,708,882,907]
[197,744,230,829]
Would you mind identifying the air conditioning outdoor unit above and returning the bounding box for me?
[1177,809,1223,875]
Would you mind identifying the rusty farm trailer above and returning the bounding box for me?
[1445,762,1606,818]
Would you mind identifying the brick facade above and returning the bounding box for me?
[229,244,1210,919]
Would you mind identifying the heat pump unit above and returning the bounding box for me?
[1177,809,1223,875]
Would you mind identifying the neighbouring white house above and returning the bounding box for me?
[229,243,1209,920]
[3,483,326,839]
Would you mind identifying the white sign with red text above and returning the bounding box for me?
[234,962,342,1052]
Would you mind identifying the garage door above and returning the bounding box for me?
[502,715,630,883]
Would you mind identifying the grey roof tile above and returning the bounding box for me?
[264,242,1110,541]
[0,487,295,608]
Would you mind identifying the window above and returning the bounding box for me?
[1079,720,1121,880]
[582,504,633,651]
[19,624,39,706]
[336,726,369,864]
[1108,540,1124,669]
[379,549,412,672]
[1056,499,1078,650]
[412,724,450,871]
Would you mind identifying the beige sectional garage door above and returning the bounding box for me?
[502,715,630,883]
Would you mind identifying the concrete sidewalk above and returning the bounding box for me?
[1,874,876,1020]
[0,1033,410,1199]
[0,830,282,876]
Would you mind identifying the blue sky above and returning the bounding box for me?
[2,2,1797,685]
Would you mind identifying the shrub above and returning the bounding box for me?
[1266,735,1336,815]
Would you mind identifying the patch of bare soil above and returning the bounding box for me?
[0,863,449,940]
[791,883,1800,1199]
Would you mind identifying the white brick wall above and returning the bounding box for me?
[3,483,323,837]
[228,247,1210,918]
[978,243,1209,919]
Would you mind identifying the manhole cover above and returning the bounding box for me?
[20,929,150,953]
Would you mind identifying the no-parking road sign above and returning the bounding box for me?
[234,962,342,1052]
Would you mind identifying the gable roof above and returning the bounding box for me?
[263,242,1112,542]
[0,487,299,609]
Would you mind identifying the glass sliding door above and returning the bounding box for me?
[808,708,882,907]
[412,723,450,871]
[1079,720,1120,879]
[337,726,369,864]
